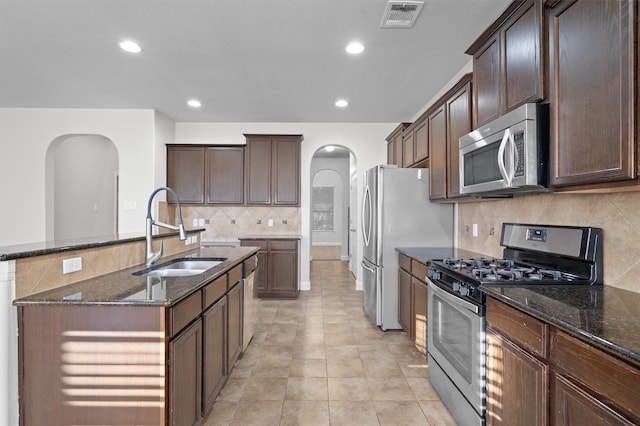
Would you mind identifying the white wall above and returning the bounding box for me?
[174,122,393,290]
[0,108,161,246]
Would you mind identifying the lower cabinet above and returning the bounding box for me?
[486,296,640,426]
[169,319,203,426]
[397,253,428,354]
[17,255,257,426]
[240,238,299,298]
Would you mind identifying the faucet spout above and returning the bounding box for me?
[145,186,187,267]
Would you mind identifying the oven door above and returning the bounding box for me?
[427,279,485,416]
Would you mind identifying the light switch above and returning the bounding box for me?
[472,224,478,237]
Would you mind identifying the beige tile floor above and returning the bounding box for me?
[203,260,456,425]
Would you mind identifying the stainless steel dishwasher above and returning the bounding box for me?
[242,256,258,351]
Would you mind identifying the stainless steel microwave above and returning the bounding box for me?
[459,103,549,195]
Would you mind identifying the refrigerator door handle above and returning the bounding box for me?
[362,184,372,247]
[361,260,375,273]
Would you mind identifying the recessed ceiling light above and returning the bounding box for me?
[325,146,336,152]
[346,42,365,54]
[335,99,348,108]
[119,40,141,53]
[187,99,202,108]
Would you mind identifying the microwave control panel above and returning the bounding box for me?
[514,131,525,176]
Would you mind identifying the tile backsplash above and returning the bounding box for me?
[458,191,640,293]
[165,204,301,242]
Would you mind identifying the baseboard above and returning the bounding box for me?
[311,242,341,246]
[355,279,363,291]
[299,281,311,291]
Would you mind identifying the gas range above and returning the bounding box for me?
[427,223,603,305]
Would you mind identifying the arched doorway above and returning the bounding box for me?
[310,144,358,278]
[45,135,119,240]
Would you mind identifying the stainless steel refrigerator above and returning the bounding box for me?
[361,165,453,330]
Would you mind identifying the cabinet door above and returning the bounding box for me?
[206,147,244,204]
[486,328,548,426]
[167,146,205,204]
[548,0,635,188]
[202,297,227,414]
[394,133,404,167]
[446,78,472,198]
[552,373,635,426]
[387,141,394,165]
[169,319,202,426]
[402,131,415,167]
[503,0,543,111]
[429,104,447,200]
[414,119,429,163]
[245,137,272,204]
[473,34,501,127]
[397,268,412,336]
[272,137,300,205]
[412,278,427,354]
[269,240,298,297]
[227,282,243,370]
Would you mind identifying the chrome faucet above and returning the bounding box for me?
[145,186,187,267]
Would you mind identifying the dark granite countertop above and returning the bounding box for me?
[0,228,205,261]
[395,247,489,264]
[13,245,258,307]
[481,285,640,368]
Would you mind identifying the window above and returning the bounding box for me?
[312,187,334,231]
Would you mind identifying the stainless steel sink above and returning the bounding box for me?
[133,258,225,277]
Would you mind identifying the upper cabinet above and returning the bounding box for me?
[386,123,410,167]
[167,145,244,205]
[244,134,302,206]
[429,74,473,201]
[167,146,206,204]
[466,0,544,127]
[547,0,637,190]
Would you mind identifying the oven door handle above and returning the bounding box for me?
[427,279,480,315]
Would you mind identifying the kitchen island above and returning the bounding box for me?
[14,244,259,426]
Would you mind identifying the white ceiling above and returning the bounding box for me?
[0,0,511,123]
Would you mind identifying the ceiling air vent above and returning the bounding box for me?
[380,1,425,28]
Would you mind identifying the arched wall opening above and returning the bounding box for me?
[45,134,119,240]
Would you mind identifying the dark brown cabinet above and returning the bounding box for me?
[402,130,415,167]
[486,296,640,425]
[206,147,244,204]
[467,0,544,127]
[167,145,244,205]
[486,297,549,426]
[386,123,410,166]
[547,0,637,190]
[170,319,202,426]
[244,134,302,206]
[167,146,206,204]
[426,74,473,201]
[397,253,429,354]
[240,238,299,299]
[398,267,412,336]
[202,294,227,414]
[17,255,255,426]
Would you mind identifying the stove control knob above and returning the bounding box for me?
[452,281,460,292]
[459,285,469,296]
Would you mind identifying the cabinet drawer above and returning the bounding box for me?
[399,254,411,272]
[228,264,243,287]
[203,274,228,309]
[170,291,202,337]
[244,255,258,273]
[271,239,297,251]
[411,260,428,281]
[486,297,548,358]
[550,329,640,423]
[241,239,268,250]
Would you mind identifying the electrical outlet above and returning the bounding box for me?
[472,224,478,237]
[62,257,82,274]
[268,218,273,227]
[192,219,198,227]
[198,218,205,226]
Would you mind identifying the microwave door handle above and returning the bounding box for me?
[506,129,517,183]
[497,129,512,186]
